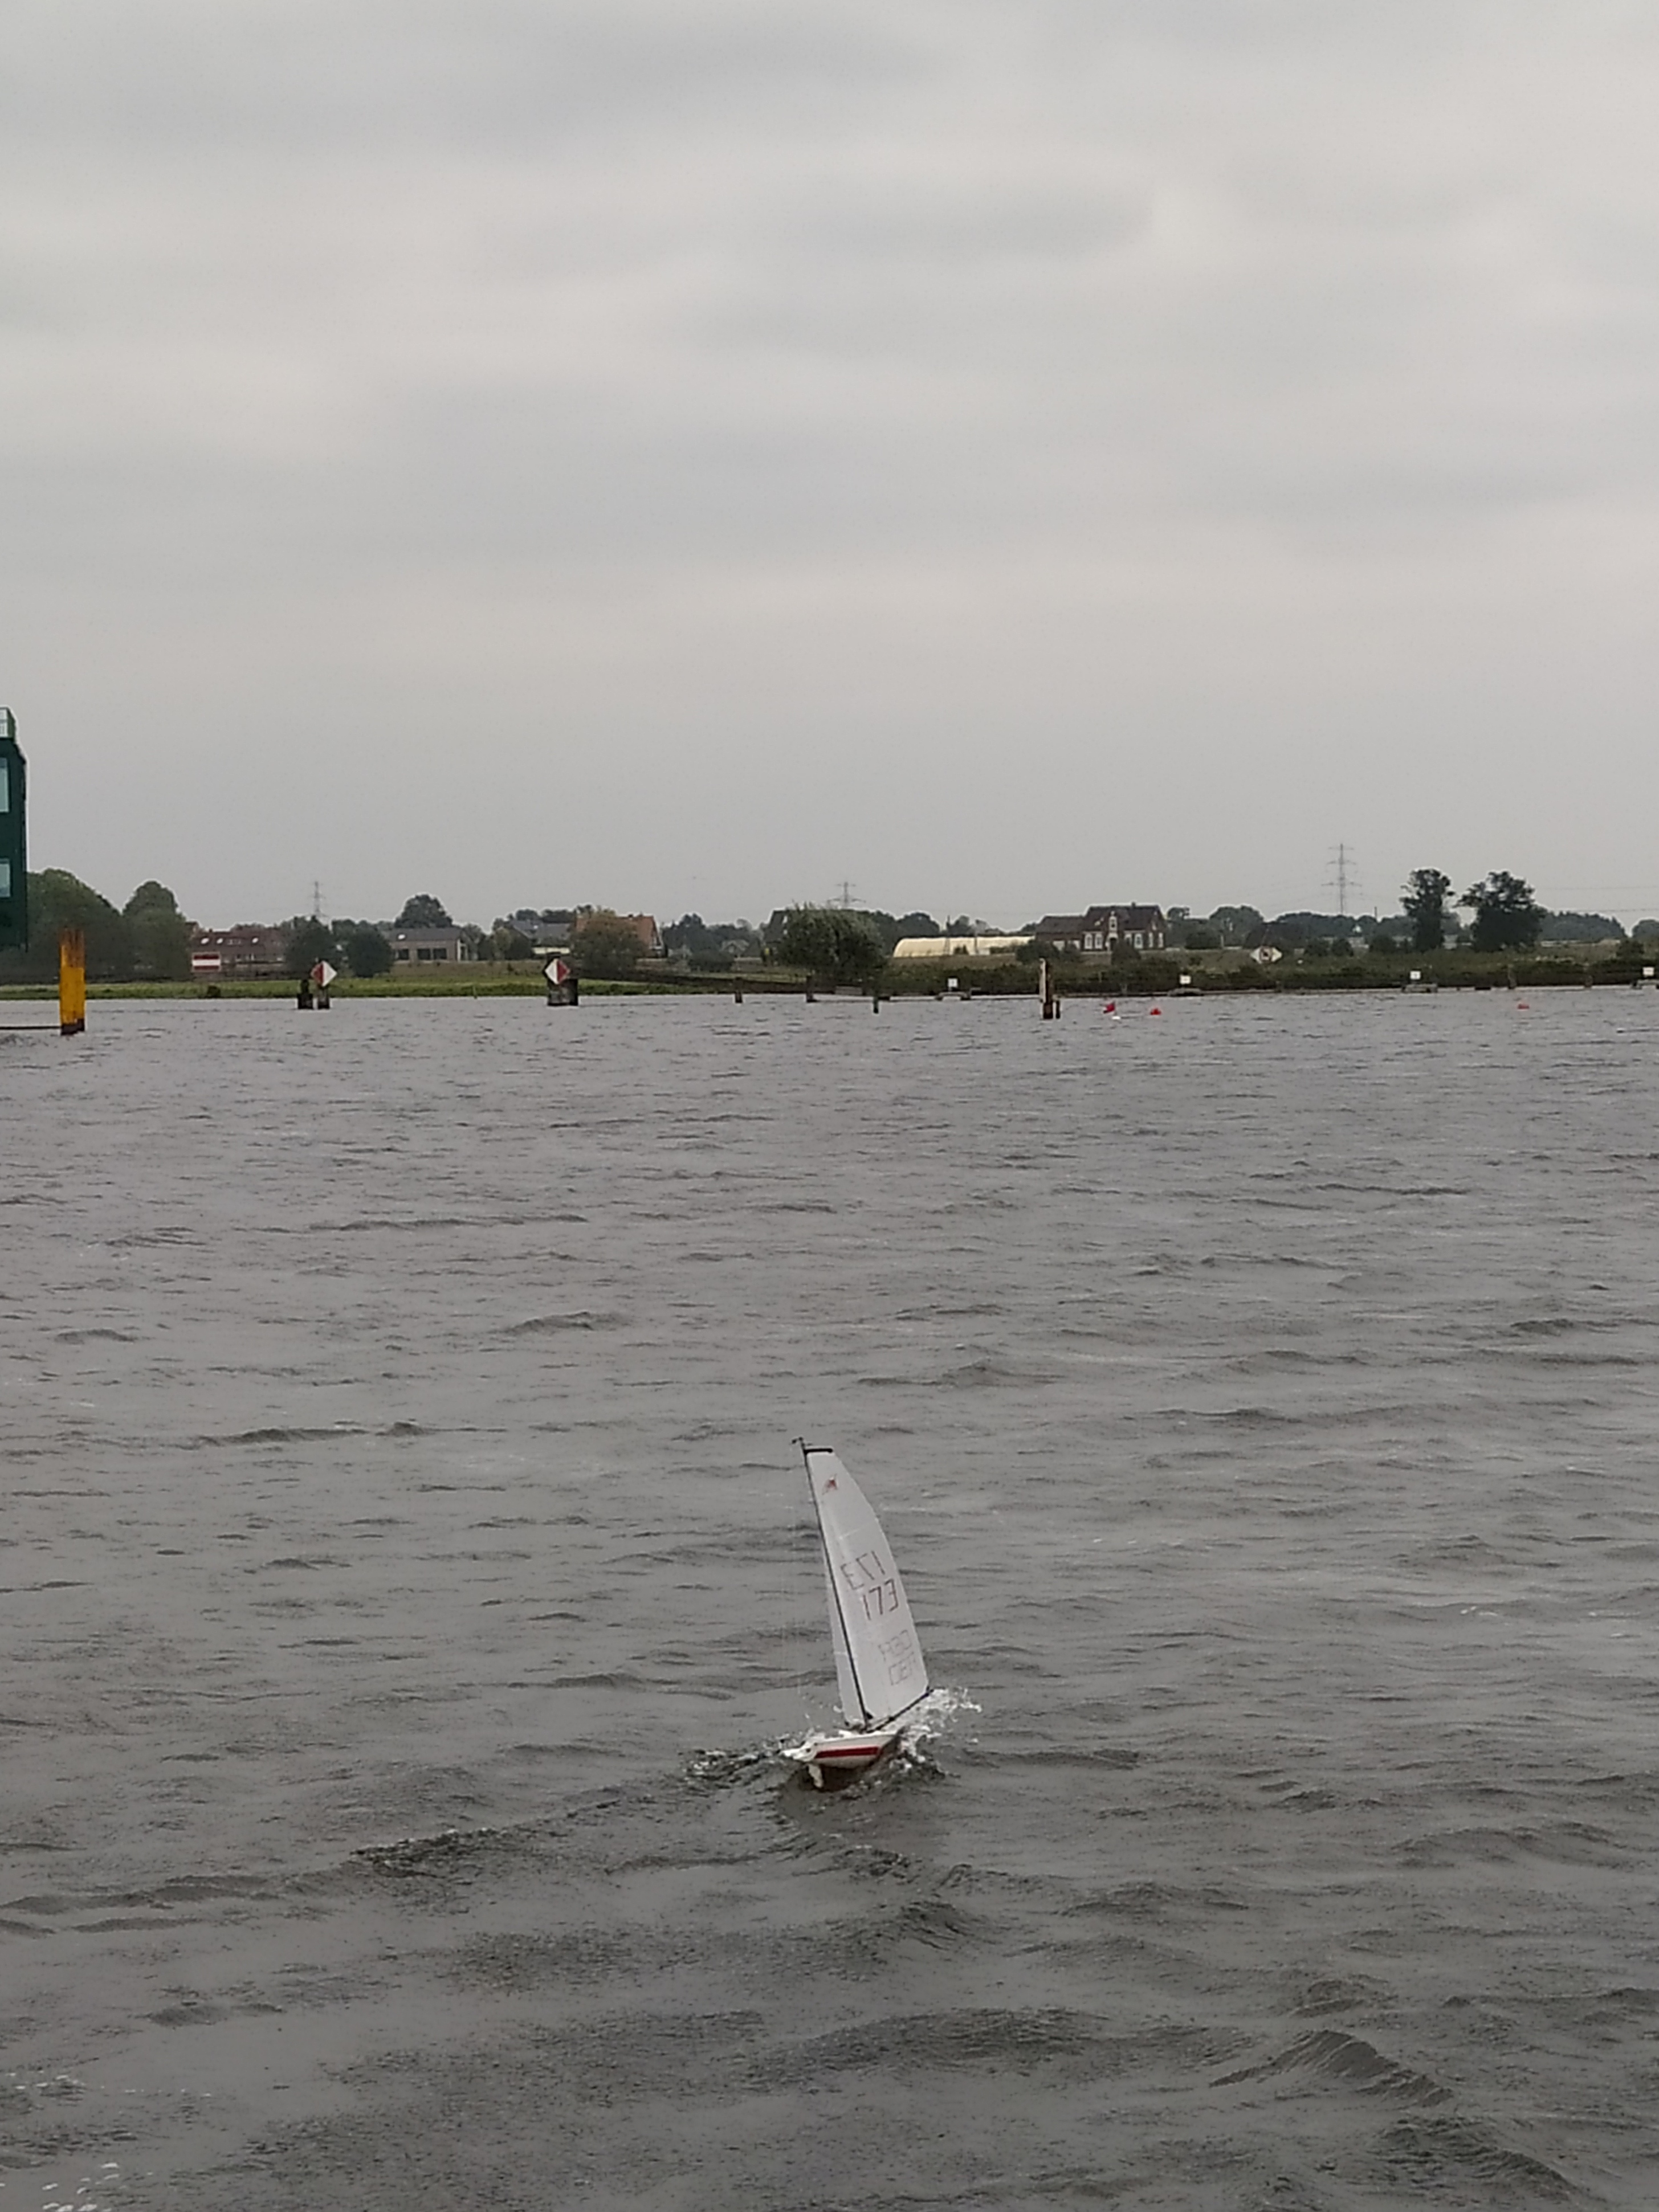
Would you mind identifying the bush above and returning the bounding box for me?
[124,880,193,981]
[572,909,647,978]
[776,905,886,987]
[343,925,393,977]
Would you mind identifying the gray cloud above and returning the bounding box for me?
[2,1,1657,924]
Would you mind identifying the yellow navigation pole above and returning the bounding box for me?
[59,927,85,1035]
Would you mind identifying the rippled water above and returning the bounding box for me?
[5,990,1659,2209]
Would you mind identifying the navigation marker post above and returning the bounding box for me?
[59,928,85,1035]
[311,959,336,1011]
[545,956,578,1007]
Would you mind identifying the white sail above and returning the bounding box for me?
[822,1556,863,1730]
[804,1447,930,1729]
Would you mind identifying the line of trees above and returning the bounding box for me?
[0,871,194,982]
[6,868,1648,994]
[1168,882,1637,957]
[1401,868,1546,953]
[285,895,480,977]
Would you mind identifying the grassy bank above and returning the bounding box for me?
[4,948,1652,1003]
[881,947,1656,995]
[0,966,802,1001]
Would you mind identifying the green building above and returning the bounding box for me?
[0,709,25,951]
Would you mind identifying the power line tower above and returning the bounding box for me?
[833,880,859,909]
[1325,844,1362,919]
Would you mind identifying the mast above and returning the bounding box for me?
[798,1440,873,1727]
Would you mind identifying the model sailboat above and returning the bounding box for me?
[792,1441,930,1790]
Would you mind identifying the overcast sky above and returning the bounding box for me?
[5,1,1658,929]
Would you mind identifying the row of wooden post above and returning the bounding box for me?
[722,972,1053,1012]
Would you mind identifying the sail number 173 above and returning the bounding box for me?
[841,1550,899,1619]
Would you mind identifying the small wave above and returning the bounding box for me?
[1510,1313,1629,1336]
[931,1357,1038,1389]
[506,1311,626,1335]
[884,1895,975,1949]
[353,1826,511,1877]
[1066,1880,1248,1922]
[753,2006,1098,2087]
[1400,1820,1623,1869]
[1581,1985,1659,2022]
[683,1746,779,1790]
[205,1424,370,1447]
[1216,2029,1448,2104]
[1380,2115,1575,2200]
[329,1211,584,1233]
[2,1871,278,1932]
[1294,1974,1383,2016]
[1525,1349,1648,1368]
[1576,1768,1659,1810]
[996,1746,1140,1772]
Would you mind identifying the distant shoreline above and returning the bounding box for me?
[2,950,1653,1004]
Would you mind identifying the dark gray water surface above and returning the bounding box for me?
[5,992,1659,2209]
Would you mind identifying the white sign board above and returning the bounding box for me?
[311,961,337,987]
[544,957,571,985]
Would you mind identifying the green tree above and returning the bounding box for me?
[777,904,886,986]
[572,908,647,978]
[492,925,534,961]
[284,916,338,978]
[342,924,393,977]
[1461,871,1542,953]
[123,880,194,981]
[0,868,132,981]
[1402,868,1453,953]
[1536,909,1623,943]
[1016,934,1083,967]
[396,892,452,928]
[1208,905,1264,945]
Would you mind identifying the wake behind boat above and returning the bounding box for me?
[790,1440,930,1790]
